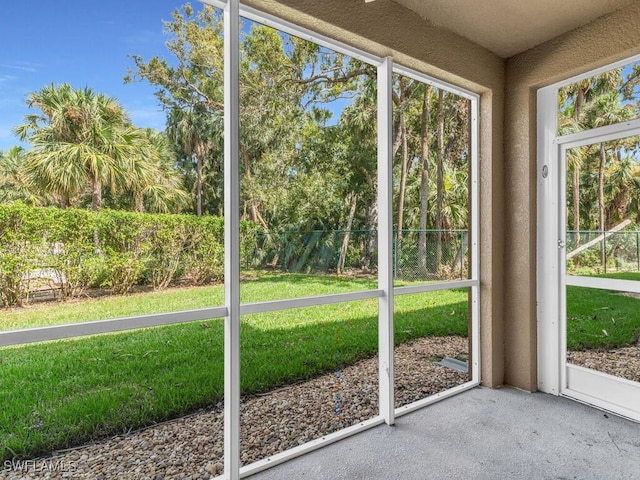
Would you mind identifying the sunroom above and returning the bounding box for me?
[1,0,640,479]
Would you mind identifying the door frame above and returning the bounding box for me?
[537,54,640,419]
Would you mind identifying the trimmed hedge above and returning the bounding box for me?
[0,203,258,306]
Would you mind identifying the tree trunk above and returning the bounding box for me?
[435,90,445,273]
[195,153,203,216]
[397,112,409,240]
[134,191,145,213]
[91,177,102,211]
[572,166,580,265]
[572,85,584,253]
[60,194,69,210]
[241,145,268,228]
[391,116,403,158]
[91,177,102,248]
[418,85,431,274]
[337,194,358,274]
[598,143,606,267]
[362,200,377,270]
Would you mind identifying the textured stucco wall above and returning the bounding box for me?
[504,2,640,391]
[243,0,506,387]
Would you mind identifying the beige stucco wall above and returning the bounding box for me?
[504,2,640,391]
[244,0,507,387]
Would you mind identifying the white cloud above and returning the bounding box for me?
[0,62,40,73]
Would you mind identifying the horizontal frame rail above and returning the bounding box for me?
[0,289,389,348]
[0,279,475,347]
[0,306,229,347]
[239,289,384,315]
[393,64,479,101]
[395,381,479,417]
[393,279,477,296]
[229,416,385,479]
[556,118,640,149]
[565,275,640,294]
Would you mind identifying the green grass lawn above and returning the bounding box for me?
[567,271,640,350]
[0,273,466,461]
[2,270,639,461]
[0,271,377,332]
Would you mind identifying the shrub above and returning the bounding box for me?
[46,208,99,299]
[0,203,257,304]
[146,214,190,290]
[97,210,153,295]
[184,216,225,285]
[0,203,48,306]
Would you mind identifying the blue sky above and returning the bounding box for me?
[0,0,196,151]
[0,1,358,152]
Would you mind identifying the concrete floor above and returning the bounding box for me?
[247,387,640,480]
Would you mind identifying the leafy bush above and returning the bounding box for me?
[97,210,154,295]
[0,203,50,306]
[46,208,99,299]
[0,204,246,305]
[146,214,190,289]
[183,215,224,285]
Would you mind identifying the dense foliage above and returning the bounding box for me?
[559,64,640,233]
[0,203,258,306]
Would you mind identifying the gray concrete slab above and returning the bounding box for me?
[247,387,640,480]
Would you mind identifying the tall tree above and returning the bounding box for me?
[0,146,45,205]
[122,128,189,213]
[166,106,220,215]
[129,3,371,230]
[418,84,432,273]
[559,68,626,243]
[14,83,149,211]
[435,89,446,271]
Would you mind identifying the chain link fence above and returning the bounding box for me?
[566,230,640,274]
[244,229,468,281]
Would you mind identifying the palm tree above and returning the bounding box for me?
[559,69,625,243]
[132,129,189,213]
[166,106,221,216]
[14,83,147,210]
[0,146,46,205]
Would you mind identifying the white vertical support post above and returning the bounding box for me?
[536,85,560,395]
[224,0,241,478]
[469,95,481,384]
[377,57,394,425]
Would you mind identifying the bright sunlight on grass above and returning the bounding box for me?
[567,271,640,350]
[0,273,466,461]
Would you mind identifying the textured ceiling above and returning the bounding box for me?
[390,0,636,57]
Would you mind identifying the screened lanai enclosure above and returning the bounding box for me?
[2,0,640,479]
[0,0,479,478]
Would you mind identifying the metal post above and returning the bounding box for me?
[460,231,464,280]
[604,234,607,274]
[636,230,640,272]
[377,57,394,425]
[223,0,241,478]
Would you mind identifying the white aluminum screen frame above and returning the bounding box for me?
[0,2,481,479]
[557,126,640,421]
[537,54,640,401]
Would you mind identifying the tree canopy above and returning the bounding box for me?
[1,2,478,278]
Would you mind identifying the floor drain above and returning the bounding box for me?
[434,357,468,373]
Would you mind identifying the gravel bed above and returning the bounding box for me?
[0,336,469,480]
[567,344,640,383]
[6,339,639,479]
